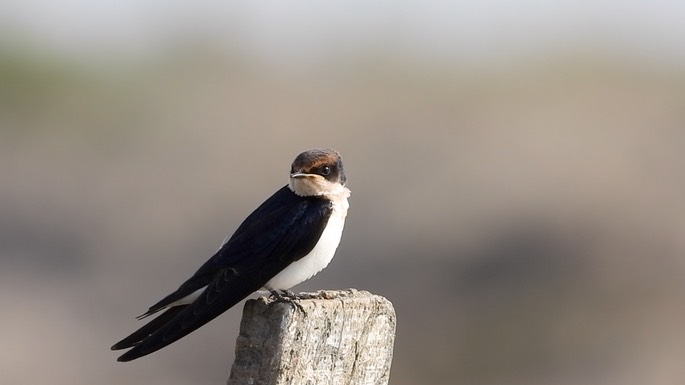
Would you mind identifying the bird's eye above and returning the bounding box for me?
[320,165,331,175]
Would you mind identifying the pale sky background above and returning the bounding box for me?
[1,1,685,69]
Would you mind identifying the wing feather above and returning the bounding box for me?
[115,186,332,361]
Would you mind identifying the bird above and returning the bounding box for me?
[111,148,350,362]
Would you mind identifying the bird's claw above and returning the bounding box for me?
[269,290,306,314]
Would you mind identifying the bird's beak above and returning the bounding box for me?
[290,172,310,178]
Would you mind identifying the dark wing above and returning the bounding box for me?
[113,186,332,361]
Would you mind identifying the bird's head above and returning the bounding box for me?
[288,149,347,197]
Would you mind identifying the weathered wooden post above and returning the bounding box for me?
[227,289,396,385]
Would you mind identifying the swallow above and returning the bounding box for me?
[112,148,350,362]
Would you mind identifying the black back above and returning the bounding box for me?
[114,186,333,361]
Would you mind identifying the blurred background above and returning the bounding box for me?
[1,2,684,385]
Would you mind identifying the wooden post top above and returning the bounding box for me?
[228,289,396,385]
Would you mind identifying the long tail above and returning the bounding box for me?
[113,268,259,362]
[111,305,188,351]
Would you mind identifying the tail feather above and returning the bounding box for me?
[115,270,258,362]
[111,305,188,351]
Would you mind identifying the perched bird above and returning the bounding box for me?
[112,149,350,362]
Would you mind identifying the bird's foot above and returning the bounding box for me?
[269,289,306,314]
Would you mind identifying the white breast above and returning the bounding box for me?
[264,188,350,290]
